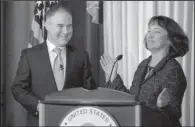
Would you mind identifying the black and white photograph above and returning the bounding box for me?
[0,0,194,126]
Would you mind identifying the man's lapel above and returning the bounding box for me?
[39,43,76,91]
[63,45,76,89]
[39,42,58,91]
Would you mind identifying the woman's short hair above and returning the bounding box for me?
[144,15,189,57]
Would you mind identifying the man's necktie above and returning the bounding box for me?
[53,48,65,91]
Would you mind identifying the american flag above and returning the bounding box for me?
[28,1,103,48]
[28,1,59,48]
[86,1,103,24]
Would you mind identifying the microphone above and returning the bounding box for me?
[106,54,123,87]
[60,64,64,70]
[116,54,123,61]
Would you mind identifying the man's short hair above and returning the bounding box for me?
[45,4,72,21]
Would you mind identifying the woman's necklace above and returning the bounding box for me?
[145,60,154,78]
[148,66,154,73]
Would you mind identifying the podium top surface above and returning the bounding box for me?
[43,87,137,106]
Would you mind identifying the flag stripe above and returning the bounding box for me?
[29,30,41,47]
[28,1,59,48]
[31,17,43,42]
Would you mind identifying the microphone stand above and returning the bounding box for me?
[105,55,123,88]
[106,60,118,87]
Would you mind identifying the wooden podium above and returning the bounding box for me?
[39,87,141,126]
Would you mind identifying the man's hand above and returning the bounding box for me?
[157,88,170,109]
[100,54,118,82]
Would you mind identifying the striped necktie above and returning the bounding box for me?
[53,48,65,91]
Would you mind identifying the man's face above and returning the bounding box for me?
[46,9,73,47]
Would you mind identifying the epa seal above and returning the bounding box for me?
[59,106,119,126]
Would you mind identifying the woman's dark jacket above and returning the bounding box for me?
[107,54,187,126]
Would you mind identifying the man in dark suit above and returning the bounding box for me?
[11,5,97,126]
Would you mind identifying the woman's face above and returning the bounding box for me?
[145,22,170,52]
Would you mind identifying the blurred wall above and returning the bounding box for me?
[3,1,34,126]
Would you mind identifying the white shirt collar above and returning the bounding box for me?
[46,39,66,52]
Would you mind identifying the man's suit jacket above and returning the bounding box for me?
[11,42,97,126]
[107,54,187,126]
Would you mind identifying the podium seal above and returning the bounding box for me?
[59,106,119,126]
